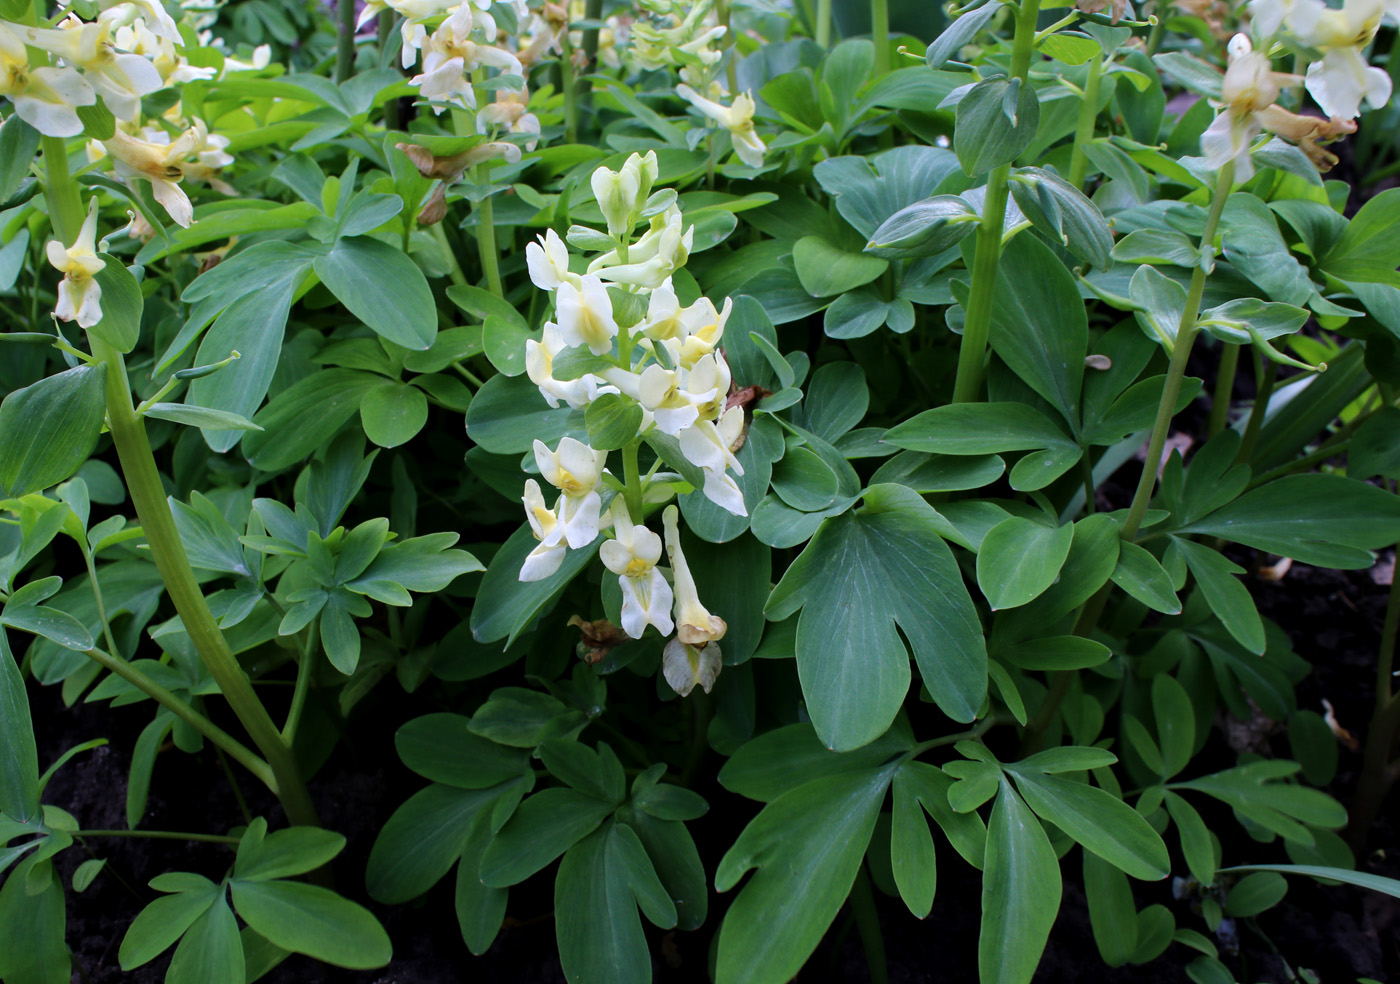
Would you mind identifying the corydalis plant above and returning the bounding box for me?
[516,152,739,694]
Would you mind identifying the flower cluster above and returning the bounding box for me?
[1205,0,1396,178]
[513,153,743,694]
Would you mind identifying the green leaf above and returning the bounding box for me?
[479,788,616,887]
[395,714,529,788]
[555,821,676,984]
[813,146,965,238]
[926,2,1003,68]
[0,859,69,984]
[891,764,938,917]
[716,766,895,984]
[471,524,599,645]
[1039,31,1102,64]
[359,381,428,448]
[1009,168,1114,271]
[313,236,436,350]
[1152,675,1195,780]
[1084,851,1138,966]
[482,314,530,377]
[977,517,1074,610]
[0,630,39,821]
[2,604,95,652]
[1321,187,1400,283]
[366,783,500,904]
[995,636,1112,671]
[234,825,346,882]
[1172,538,1265,654]
[955,78,1041,176]
[455,810,508,954]
[243,369,384,472]
[864,195,978,259]
[585,393,644,451]
[1151,51,1223,100]
[792,235,888,297]
[1130,263,1188,350]
[119,881,219,970]
[1218,863,1400,900]
[623,809,708,931]
[1348,406,1400,480]
[464,372,575,455]
[89,255,143,353]
[718,721,914,803]
[0,115,39,205]
[166,893,243,984]
[765,485,987,750]
[1177,474,1400,569]
[1110,541,1181,614]
[144,403,263,431]
[884,402,1076,456]
[1224,871,1287,917]
[1164,790,1216,885]
[0,365,107,497]
[1010,770,1170,879]
[980,780,1061,984]
[229,880,391,969]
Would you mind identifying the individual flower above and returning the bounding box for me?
[662,638,721,696]
[526,228,581,291]
[0,22,96,137]
[606,363,706,435]
[677,406,747,516]
[590,151,658,239]
[47,198,106,329]
[1200,34,1300,179]
[599,500,674,639]
[674,297,730,366]
[533,437,607,548]
[661,505,726,646]
[588,205,692,288]
[520,479,567,580]
[675,84,766,167]
[103,122,207,227]
[1290,0,1392,118]
[411,6,523,113]
[26,19,163,122]
[526,323,612,407]
[555,274,619,355]
[99,0,182,40]
[476,89,541,151]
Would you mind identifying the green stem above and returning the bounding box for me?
[1144,8,1165,56]
[1235,357,1276,465]
[850,866,889,984]
[561,28,579,144]
[951,0,1042,404]
[86,340,318,827]
[214,745,254,825]
[580,0,603,101]
[1067,55,1103,190]
[1120,160,1234,540]
[1350,551,1400,849]
[872,0,890,76]
[1208,343,1241,438]
[816,0,832,47]
[281,629,316,744]
[74,829,240,844]
[40,136,83,244]
[718,0,738,96]
[82,547,122,662]
[622,439,644,522]
[474,164,504,298]
[909,715,1000,757]
[83,646,274,790]
[336,0,357,83]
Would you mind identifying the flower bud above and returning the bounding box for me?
[864,195,979,259]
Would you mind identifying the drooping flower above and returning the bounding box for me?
[526,323,612,408]
[662,638,722,696]
[47,198,106,329]
[677,406,747,516]
[1200,34,1300,179]
[1290,0,1392,118]
[599,500,674,639]
[676,84,766,167]
[0,22,96,137]
[661,505,726,646]
[526,228,580,291]
[103,122,208,227]
[476,89,541,151]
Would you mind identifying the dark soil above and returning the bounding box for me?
[19,551,1400,984]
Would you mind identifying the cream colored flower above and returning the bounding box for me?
[661,505,726,646]
[676,84,766,167]
[0,22,96,137]
[555,274,619,355]
[26,20,162,122]
[47,198,106,329]
[599,500,674,639]
[103,123,206,226]
[519,478,567,581]
[662,638,721,696]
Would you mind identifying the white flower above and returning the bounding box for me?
[1200,35,1298,180]
[533,437,607,548]
[662,638,722,696]
[678,406,747,516]
[526,323,613,408]
[555,274,619,356]
[526,228,579,291]
[1289,0,1392,117]
[519,479,567,581]
[26,21,163,122]
[675,297,730,367]
[676,84,767,168]
[99,0,182,41]
[0,23,96,138]
[662,505,726,646]
[103,123,206,227]
[588,206,693,289]
[47,198,106,329]
[590,151,658,239]
[411,9,523,112]
[599,500,674,639]
[476,89,540,151]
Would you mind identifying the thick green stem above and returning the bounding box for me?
[1208,342,1241,438]
[87,341,318,827]
[336,0,357,83]
[1350,559,1400,849]
[951,0,1042,404]
[474,167,504,298]
[872,0,890,76]
[580,0,603,102]
[561,28,579,144]
[816,0,832,47]
[40,136,83,244]
[1120,161,1234,540]
[1067,55,1103,190]
[83,646,274,790]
